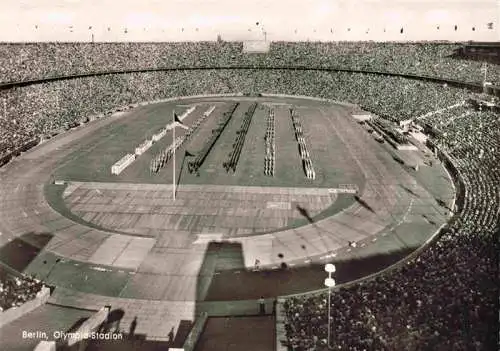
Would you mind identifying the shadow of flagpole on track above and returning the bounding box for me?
[175,150,194,199]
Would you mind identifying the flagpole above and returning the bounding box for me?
[173,111,176,201]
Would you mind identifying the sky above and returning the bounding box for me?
[0,0,498,41]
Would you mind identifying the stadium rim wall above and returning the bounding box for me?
[0,66,487,92]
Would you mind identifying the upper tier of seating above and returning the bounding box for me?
[0,42,499,85]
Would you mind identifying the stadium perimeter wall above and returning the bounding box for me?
[33,341,56,351]
[0,66,487,91]
[182,312,208,351]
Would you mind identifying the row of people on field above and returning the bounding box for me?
[264,108,276,176]
[223,103,257,173]
[291,110,315,180]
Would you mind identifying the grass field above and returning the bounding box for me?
[52,97,366,192]
[52,102,200,183]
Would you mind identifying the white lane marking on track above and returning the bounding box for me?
[320,253,335,260]
[91,266,110,272]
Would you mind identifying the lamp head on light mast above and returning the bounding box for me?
[324,277,336,288]
[325,263,336,273]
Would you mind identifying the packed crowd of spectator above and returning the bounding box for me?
[0,42,499,85]
[0,44,498,348]
[418,103,470,132]
[0,271,45,311]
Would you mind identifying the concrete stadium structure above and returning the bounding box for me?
[0,2,497,350]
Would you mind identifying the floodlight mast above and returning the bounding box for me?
[324,264,336,348]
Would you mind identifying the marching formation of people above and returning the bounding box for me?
[151,105,216,175]
[149,107,201,174]
[264,108,276,177]
[149,138,183,174]
[188,103,239,174]
[370,117,409,144]
[223,102,257,173]
[290,109,315,180]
